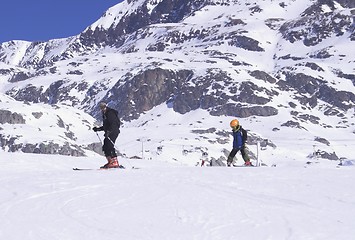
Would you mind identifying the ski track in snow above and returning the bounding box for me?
[0,152,355,240]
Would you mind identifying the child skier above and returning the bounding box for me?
[227,119,252,167]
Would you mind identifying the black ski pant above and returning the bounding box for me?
[228,147,250,163]
[102,132,119,157]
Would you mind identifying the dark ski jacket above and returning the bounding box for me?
[97,107,120,135]
[232,126,247,149]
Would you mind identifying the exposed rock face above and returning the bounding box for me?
[93,68,279,120]
[280,0,354,46]
[16,142,85,156]
[96,68,193,119]
[79,0,209,48]
[0,110,26,124]
[278,73,355,111]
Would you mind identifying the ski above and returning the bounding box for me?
[73,168,97,171]
[231,165,255,167]
[73,166,125,171]
[227,163,276,168]
[73,166,139,171]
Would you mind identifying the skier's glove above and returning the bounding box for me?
[93,127,99,132]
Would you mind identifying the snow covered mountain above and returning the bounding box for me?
[0,0,354,165]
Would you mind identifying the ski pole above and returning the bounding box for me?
[96,132,103,144]
[107,136,134,169]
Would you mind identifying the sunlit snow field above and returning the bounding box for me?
[1,151,354,240]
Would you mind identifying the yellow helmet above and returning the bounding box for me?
[230,119,239,128]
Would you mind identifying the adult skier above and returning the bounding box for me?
[227,119,252,167]
[93,102,121,169]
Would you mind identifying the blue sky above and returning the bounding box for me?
[0,0,123,43]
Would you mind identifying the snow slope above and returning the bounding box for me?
[1,151,354,240]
